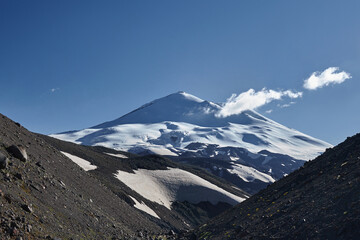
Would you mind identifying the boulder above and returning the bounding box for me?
[21,204,33,213]
[0,151,9,169]
[6,145,28,162]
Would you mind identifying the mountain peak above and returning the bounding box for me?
[92,91,214,128]
[165,91,204,103]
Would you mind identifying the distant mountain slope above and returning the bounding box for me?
[184,133,360,240]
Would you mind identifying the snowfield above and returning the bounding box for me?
[228,163,275,183]
[52,91,331,161]
[54,120,329,160]
[115,168,246,209]
[57,129,101,144]
[129,196,160,219]
[105,152,128,158]
[60,151,97,171]
[53,119,330,160]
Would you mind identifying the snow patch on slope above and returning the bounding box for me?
[105,152,128,158]
[115,168,246,209]
[54,129,101,144]
[129,196,160,219]
[228,164,275,183]
[61,151,97,171]
[179,91,204,103]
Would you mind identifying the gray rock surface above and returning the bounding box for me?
[0,151,9,169]
[6,145,28,162]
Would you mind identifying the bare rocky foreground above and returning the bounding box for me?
[0,114,172,239]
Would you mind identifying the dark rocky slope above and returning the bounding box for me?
[0,113,170,239]
[183,133,360,240]
[39,134,248,229]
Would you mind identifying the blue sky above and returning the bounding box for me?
[0,0,359,145]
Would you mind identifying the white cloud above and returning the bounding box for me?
[265,109,273,114]
[50,88,60,93]
[279,103,291,108]
[278,101,296,108]
[216,88,303,118]
[303,67,351,90]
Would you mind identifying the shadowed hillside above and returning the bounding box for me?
[182,133,360,240]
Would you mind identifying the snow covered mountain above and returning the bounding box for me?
[51,91,332,193]
[52,91,330,159]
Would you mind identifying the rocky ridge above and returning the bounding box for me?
[182,133,360,239]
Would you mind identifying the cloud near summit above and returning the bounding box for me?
[216,88,303,118]
[216,67,351,118]
[303,67,351,90]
